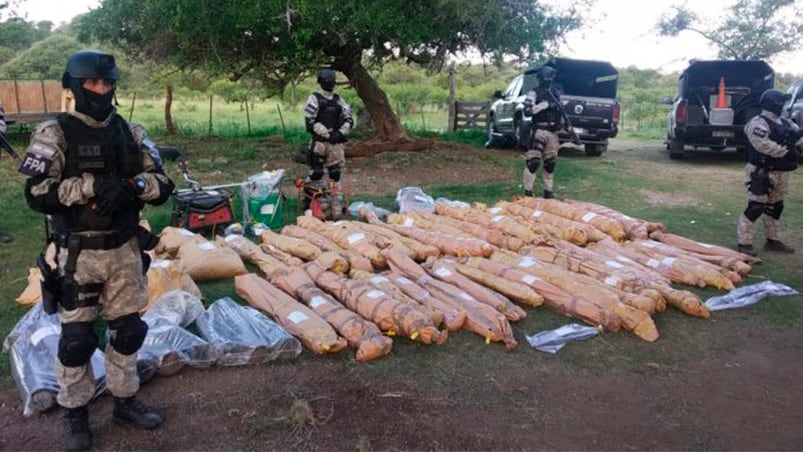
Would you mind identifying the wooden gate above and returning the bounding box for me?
[451,101,490,131]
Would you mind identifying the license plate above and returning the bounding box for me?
[572,127,585,135]
[712,131,734,138]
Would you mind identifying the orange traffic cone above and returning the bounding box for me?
[716,77,727,108]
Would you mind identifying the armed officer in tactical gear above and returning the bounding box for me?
[302,68,353,218]
[737,88,803,256]
[522,65,562,199]
[19,50,175,451]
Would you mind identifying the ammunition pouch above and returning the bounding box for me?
[136,225,159,251]
[36,253,60,315]
[748,168,771,196]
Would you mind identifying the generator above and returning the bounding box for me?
[170,158,238,233]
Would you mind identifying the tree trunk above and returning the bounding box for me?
[164,84,176,136]
[342,63,408,142]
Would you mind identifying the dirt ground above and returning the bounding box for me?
[2,139,802,451]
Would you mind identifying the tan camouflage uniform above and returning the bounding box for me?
[25,109,168,408]
[522,90,560,193]
[737,112,801,245]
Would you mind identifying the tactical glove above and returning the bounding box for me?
[329,130,347,144]
[92,176,135,216]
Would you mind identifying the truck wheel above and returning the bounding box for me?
[669,137,684,159]
[584,143,606,157]
[484,117,498,149]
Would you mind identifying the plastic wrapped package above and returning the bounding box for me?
[143,290,206,328]
[196,297,302,366]
[3,303,48,352]
[137,318,217,382]
[349,201,392,221]
[8,311,106,416]
[704,280,799,311]
[396,187,436,213]
[526,323,600,354]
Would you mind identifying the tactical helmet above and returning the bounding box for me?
[536,66,556,83]
[759,88,789,116]
[61,50,119,89]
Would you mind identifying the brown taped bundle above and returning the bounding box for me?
[377,220,493,257]
[315,251,350,275]
[177,239,248,282]
[15,268,41,306]
[649,230,761,264]
[350,269,444,326]
[235,273,347,354]
[485,252,659,341]
[386,212,471,238]
[156,226,206,258]
[514,197,626,242]
[296,215,386,269]
[427,259,527,320]
[270,267,392,362]
[282,224,344,251]
[496,201,607,244]
[565,198,666,240]
[449,263,544,308]
[590,239,705,287]
[304,261,447,345]
[259,243,305,267]
[402,211,526,252]
[358,211,441,260]
[623,240,735,290]
[260,229,322,261]
[385,272,467,331]
[219,234,286,277]
[382,249,517,349]
[144,259,203,311]
[628,238,748,282]
[437,202,548,245]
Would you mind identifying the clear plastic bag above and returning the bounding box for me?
[3,302,48,352]
[137,318,217,382]
[396,187,436,213]
[8,311,106,416]
[704,280,799,311]
[143,289,206,328]
[434,197,471,210]
[349,201,392,221]
[196,297,302,366]
[526,323,600,354]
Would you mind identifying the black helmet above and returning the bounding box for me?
[317,68,336,92]
[537,66,556,83]
[61,50,119,89]
[759,89,789,116]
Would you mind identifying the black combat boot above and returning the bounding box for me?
[113,396,165,430]
[523,190,534,197]
[62,406,92,451]
[764,239,795,254]
[543,190,555,199]
[736,244,757,257]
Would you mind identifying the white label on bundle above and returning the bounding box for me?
[605,260,624,269]
[645,258,660,268]
[488,207,502,214]
[151,259,171,269]
[661,257,677,266]
[531,210,544,218]
[604,276,619,287]
[30,325,59,346]
[521,274,537,284]
[347,232,365,244]
[197,242,215,251]
[287,311,309,324]
[434,267,453,277]
[366,290,384,299]
[518,257,536,268]
[396,276,412,285]
[616,256,631,263]
[224,234,238,243]
[370,276,389,284]
[581,212,597,223]
[491,215,505,223]
[700,242,714,248]
[179,228,194,236]
[622,214,632,219]
[403,218,414,227]
[310,296,327,308]
[641,241,658,248]
[459,292,474,301]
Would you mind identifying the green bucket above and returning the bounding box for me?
[247,190,285,230]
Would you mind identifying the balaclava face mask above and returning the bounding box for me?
[72,79,114,121]
[320,79,336,92]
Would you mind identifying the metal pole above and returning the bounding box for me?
[245,95,251,135]
[448,62,456,131]
[129,92,137,122]
[208,95,213,135]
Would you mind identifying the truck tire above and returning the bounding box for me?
[484,117,499,149]
[669,137,684,159]
[584,143,606,157]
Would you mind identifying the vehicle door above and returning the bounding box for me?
[497,75,523,132]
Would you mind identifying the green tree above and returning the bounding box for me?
[0,34,81,79]
[0,18,50,52]
[77,0,586,142]
[657,0,803,61]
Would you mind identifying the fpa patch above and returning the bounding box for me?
[18,142,56,177]
[752,127,768,139]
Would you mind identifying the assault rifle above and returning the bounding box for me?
[0,132,21,161]
[544,88,581,145]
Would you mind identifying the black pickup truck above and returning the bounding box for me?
[487,57,620,156]
[665,60,774,159]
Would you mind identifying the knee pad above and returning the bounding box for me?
[309,167,325,181]
[107,313,148,355]
[328,165,341,182]
[526,158,541,174]
[743,201,765,222]
[543,157,556,173]
[58,322,98,367]
[764,201,784,220]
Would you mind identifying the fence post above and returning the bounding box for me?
[245,95,251,135]
[448,62,456,131]
[208,95,213,135]
[13,78,21,114]
[276,104,286,135]
[39,79,48,113]
[128,91,137,122]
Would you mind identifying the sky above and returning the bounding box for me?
[10,0,803,76]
